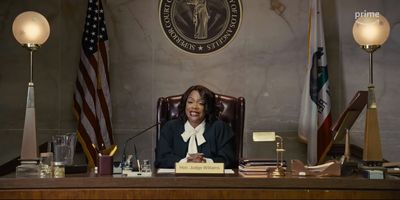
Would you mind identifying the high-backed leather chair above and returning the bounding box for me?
[156,93,245,167]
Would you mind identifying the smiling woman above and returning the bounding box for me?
[155,85,235,169]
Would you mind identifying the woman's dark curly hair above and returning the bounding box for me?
[178,85,217,123]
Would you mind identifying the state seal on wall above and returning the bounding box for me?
[159,0,242,54]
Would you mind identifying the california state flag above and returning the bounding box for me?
[298,0,332,165]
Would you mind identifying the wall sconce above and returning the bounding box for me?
[352,14,390,165]
[12,11,50,162]
[253,132,286,176]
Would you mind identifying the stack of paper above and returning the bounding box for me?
[239,159,286,176]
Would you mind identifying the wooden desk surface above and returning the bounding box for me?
[1,172,400,199]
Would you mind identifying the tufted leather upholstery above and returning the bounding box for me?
[156,93,245,166]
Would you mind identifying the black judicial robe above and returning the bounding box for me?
[155,119,235,169]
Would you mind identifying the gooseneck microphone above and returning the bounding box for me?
[121,122,160,170]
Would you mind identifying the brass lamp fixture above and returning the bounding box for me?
[253,132,286,176]
[12,11,50,161]
[352,14,390,165]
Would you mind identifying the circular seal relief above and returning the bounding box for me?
[159,0,242,54]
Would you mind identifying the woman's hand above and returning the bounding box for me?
[187,153,206,163]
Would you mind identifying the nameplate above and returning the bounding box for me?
[175,163,224,174]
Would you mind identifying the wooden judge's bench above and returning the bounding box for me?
[1,171,399,199]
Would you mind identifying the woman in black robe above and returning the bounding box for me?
[155,85,234,168]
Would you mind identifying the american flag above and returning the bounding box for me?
[74,0,113,167]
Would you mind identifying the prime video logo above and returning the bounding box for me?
[355,10,380,19]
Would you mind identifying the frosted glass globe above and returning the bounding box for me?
[12,11,50,45]
[352,14,390,46]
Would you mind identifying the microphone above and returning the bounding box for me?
[120,122,160,170]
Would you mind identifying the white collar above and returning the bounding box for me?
[181,120,206,154]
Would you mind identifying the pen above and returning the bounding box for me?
[92,144,101,155]
[109,145,117,156]
[137,160,141,172]
[134,144,141,172]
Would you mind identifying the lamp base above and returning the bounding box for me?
[16,160,40,178]
[20,83,38,160]
[270,167,285,177]
[363,85,383,164]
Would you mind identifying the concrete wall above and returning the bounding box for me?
[1,0,399,167]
